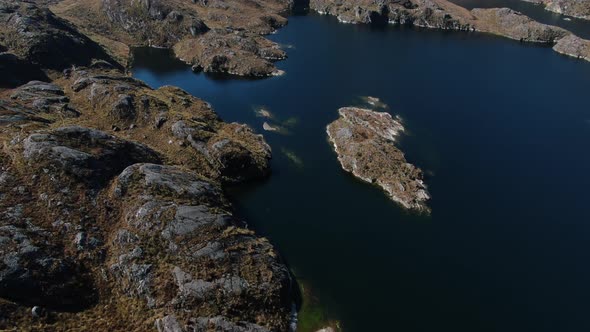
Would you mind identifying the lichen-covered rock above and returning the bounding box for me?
[0,99,53,125]
[327,107,430,212]
[553,33,590,60]
[101,0,210,47]
[0,221,96,311]
[310,0,475,29]
[109,164,292,330]
[10,81,79,118]
[52,0,293,76]
[173,29,286,77]
[66,68,271,183]
[22,126,160,185]
[0,124,290,330]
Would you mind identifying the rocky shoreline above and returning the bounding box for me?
[521,0,590,20]
[1,0,590,330]
[50,0,293,76]
[309,0,590,62]
[0,1,295,330]
[327,107,431,213]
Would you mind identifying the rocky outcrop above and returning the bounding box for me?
[471,8,568,43]
[327,107,430,213]
[0,88,290,330]
[553,33,590,60]
[110,163,291,330]
[101,0,210,47]
[64,67,271,183]
[0,1,290,329]
[309,0,590,62]
[173,29,286,77]
[10,81,79,117]
[521,0,590,20]
[22,126,160,186]
[0,0,117,70]
[310,0,475,29]
[51,0,294,76]
[0,217,96,311]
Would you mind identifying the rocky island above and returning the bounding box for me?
[327,107,431,213]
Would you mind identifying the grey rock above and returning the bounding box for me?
[115,164,220,202]
[156,315,184,332]
[11,81,80,117]
[111,94,135,120]
[23,126,160,186]
[191,316,271,332]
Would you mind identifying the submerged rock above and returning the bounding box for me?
[327,107,430,212]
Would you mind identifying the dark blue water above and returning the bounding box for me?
[450,0,590,38]
[132,13,590,332]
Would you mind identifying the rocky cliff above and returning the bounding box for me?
[0,1,294,330]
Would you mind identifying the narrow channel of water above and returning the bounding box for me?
[132,13,590,332]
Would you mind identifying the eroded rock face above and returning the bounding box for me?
[0,0,116,69]
[327,107,430,212]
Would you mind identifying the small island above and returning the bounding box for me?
[327,107,431,213]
